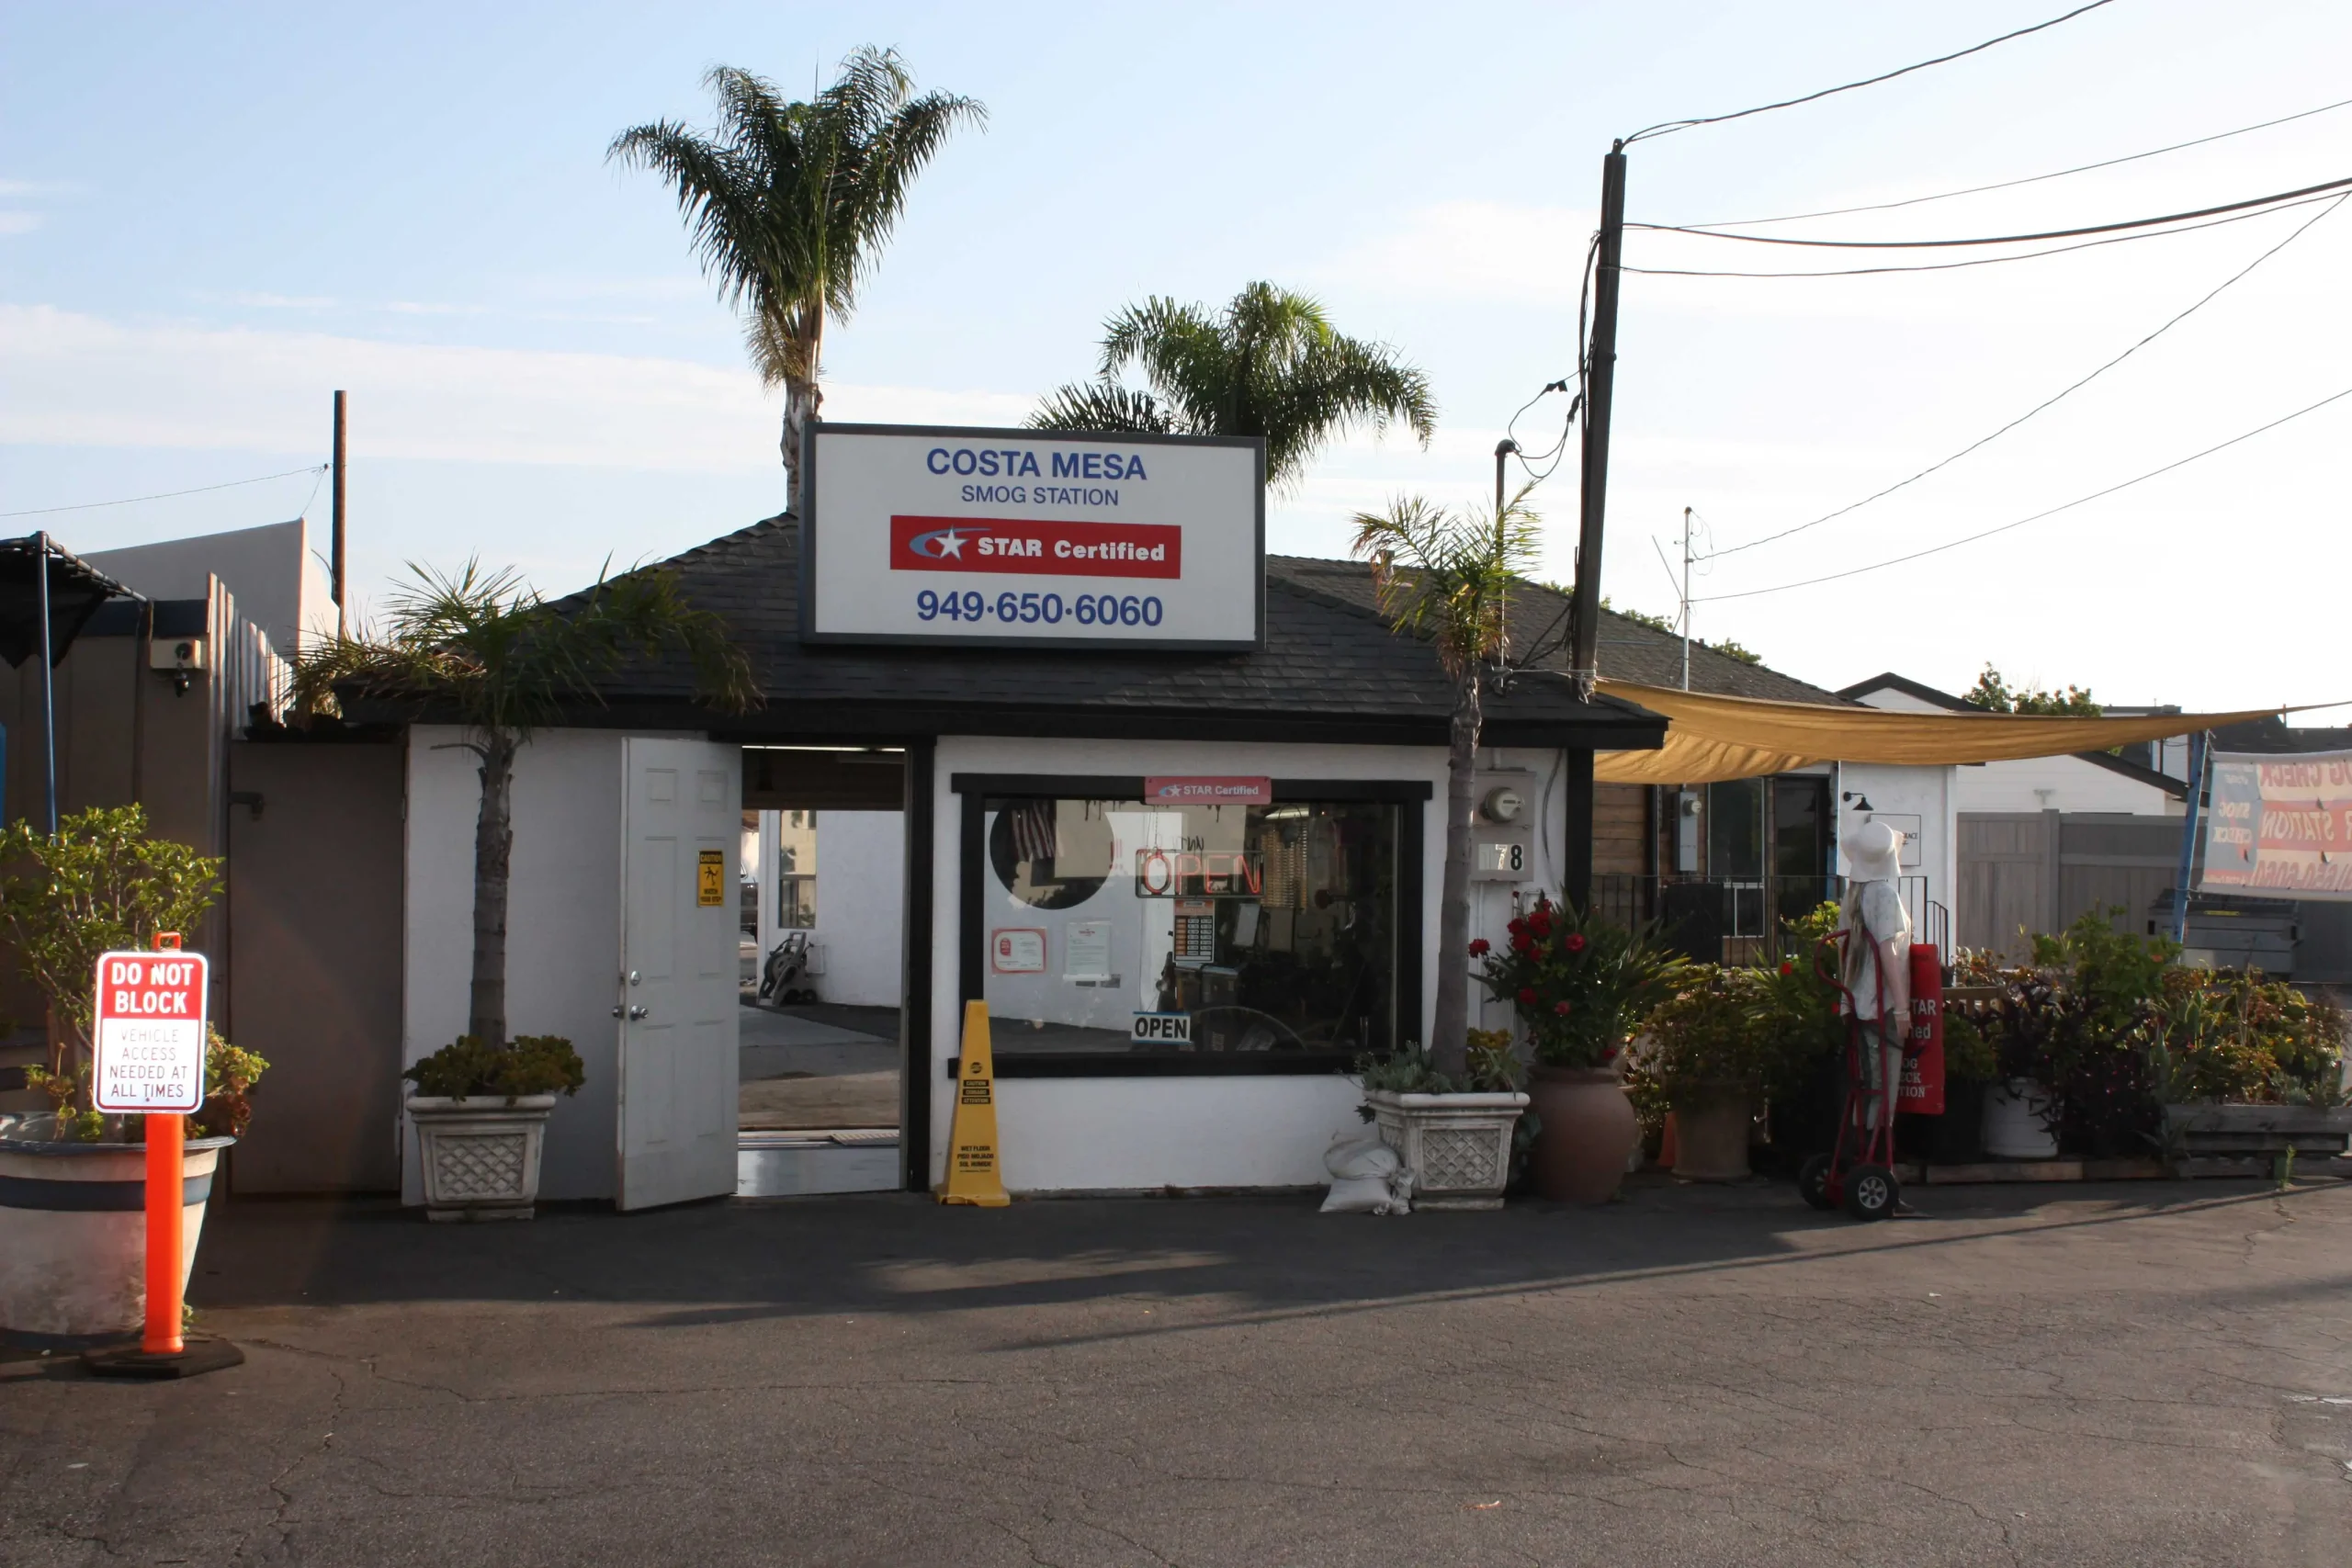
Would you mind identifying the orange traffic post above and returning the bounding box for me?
[142,1111,186,1355]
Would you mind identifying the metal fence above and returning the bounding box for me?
[1592,874,1950,967]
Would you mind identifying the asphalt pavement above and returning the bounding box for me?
[5,1176,2348,1566]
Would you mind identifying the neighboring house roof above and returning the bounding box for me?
[1264,556,1853,705]
[2209,716,2352,754]
[1837,671,2188,798]
[514,519,1667,749]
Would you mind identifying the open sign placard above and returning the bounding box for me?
[90,949,209,1114]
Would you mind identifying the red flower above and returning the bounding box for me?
[1511,932,1533,954]
[1564,933,1587,954]
[1467,938,1490,956]
[1601,1045,1620,1063]
[1778,960,1795,976]
[1528,910,1554,936]
[1506,918,1526,937]
[1518,987,1538,1006]
[1553,1000,1571,1016]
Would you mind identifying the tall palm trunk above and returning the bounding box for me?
[780,372,821,509]
[1431,667,1481,1079]
[779,307,824,510]
[469,731,517,1049]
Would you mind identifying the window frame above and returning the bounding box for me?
[951,774,1428,1077]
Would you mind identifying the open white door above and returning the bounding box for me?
[617,738,741,1211]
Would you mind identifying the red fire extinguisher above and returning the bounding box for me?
[1899,942,1946,1115]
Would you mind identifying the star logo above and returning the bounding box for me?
[933,529,967,559]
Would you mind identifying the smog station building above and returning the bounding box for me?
[393,425,1667,1209]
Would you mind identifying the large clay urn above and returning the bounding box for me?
[1527,1066,1638,1204]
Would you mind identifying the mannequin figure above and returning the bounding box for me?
[1838,818,1912,1146]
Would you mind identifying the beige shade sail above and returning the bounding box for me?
[1592,679,2291,786]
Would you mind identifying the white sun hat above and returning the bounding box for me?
[1845,818,1905,883]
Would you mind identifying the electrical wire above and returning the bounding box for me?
[1623,1,2117,145]
[1698,191,2349,562]
[1623,187,2348,277]
[1672,95,2352,230]
[1692,383,2352,603]
[1634,174,2352,248]
[0,464,328,519]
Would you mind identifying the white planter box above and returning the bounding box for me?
[1362,1089,1530,1211]
[407,1096,556,1221]
[0,1120,233,1344]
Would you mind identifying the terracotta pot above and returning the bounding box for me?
[1670,1085,1752,1181]
[1526,1066,1637,1204]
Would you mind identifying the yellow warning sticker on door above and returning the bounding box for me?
[696,849,726,907]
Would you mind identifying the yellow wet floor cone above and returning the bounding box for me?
[939,1000,1010,1206]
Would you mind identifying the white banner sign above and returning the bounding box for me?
[2203,750,2352,900]
[801,423,1263,649]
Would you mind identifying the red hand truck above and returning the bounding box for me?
[1797,930,1927,1223]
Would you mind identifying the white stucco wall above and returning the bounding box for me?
[402,727,626,1203]
[810,809,905,1007]
[929,734,1457,1193]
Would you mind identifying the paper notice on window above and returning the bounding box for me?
[1064,919,1113,982]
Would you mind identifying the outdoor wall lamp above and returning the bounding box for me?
[1842,791,1874,812]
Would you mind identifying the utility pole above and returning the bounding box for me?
[331,389,348,639]
[1680,505,1693,692]
[1563,140,1630,910]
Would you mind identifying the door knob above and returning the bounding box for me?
[628,1005,649,1020]
[611,1005,624,1019]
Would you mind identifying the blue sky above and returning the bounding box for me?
[4,1,2347,711]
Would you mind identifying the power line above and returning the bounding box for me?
[1673,95,2352,230]
[1700,191,2349,562]
[0,464,328,520]
[1693,383,2352,603]
[1623,1,2118,145]
[1624,187,2348,277]
[1634,174,2352,248]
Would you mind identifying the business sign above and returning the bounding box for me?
[1146,776,1270,806]
[1131,1011,1193,1045]
[2202,750,2352,900]
[90,948,209,1114]
[1135,848,1264,898]
[801,423,1264,649]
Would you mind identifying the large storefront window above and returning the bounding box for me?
[979,793,1403,1061]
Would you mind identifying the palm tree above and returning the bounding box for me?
[293,563,759,1049]
[1031,283,1436,490]
[610,51,986,503]
[1351,489,1539,1078]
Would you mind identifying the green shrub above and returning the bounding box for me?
[2149,967,2345,1106]
[404,1034,585,1101]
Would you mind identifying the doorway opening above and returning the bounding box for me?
[737,746,907,1196]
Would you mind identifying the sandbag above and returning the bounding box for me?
[1321,1131,1412,1214]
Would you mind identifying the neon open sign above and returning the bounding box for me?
[1134,849,1265,898]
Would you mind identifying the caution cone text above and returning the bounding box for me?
[939,999,1010,1206]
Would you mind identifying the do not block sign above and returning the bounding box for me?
[91,949,209,1114]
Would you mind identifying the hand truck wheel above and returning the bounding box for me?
[1797,1153,1837,1212]
[1842,1163,1899,1222]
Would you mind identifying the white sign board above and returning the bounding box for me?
[802,423,1264,649]
[90,949,209,1114]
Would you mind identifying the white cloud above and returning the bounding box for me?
[0,304,1030,471]
[0,212,41,235]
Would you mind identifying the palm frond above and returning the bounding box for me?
[1025,381,1180,435]
[1350,492,1540,677]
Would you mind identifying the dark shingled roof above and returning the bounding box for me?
[563,518,1667,749]
[1263,556,1850,705]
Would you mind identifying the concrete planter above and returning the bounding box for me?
[1670,1085,1754,1181]
[0,1117,234,1345]
[1984,1079,2059,1160]
[2161,1102,2352,1159]
[407,1095,556,1221]
[1362,1089,1529,1211]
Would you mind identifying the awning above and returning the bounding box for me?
[0,535,137,668]
[1592,679,2295,786]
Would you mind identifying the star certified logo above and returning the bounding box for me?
[906,524,992,561]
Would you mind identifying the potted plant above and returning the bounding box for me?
[0,807,267,1343]
[295,561,756,1213]
[2149,964,2349,1173]
[1642,966,1770,1181]
[402,1033,586,1220]
[1477,897,1685,1202]
[1354,1029,1529,1210]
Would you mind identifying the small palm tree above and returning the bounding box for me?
[293,563,759,1049]
[611,50,985,502]
[1032,282,1436,491]
[1351,490,1540,1079]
